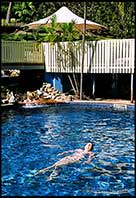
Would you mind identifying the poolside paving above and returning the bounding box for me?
[73,99,135,106]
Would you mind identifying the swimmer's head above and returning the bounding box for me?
[84,143,93,152]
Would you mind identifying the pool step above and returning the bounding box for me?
[113,104,127,110]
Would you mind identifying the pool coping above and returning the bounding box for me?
[66,99,135,111]
[1,99,135,110]
[72,99,135,106]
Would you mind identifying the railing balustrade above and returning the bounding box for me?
[43,39,135,73]
[1,40,44,64]
[1,39,135,73]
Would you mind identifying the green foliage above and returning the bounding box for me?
[1,2,9,18]
[43,15,59,42]
[1,33,35,41]
[29,15,81,43]
[1,18,18,26]
[13,2,35,23]
[1,2,135,39]
[59,20,80,41]
[86,2,135,39]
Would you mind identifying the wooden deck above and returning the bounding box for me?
[1,39,135,73]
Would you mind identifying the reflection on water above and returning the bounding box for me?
[1,103,135,196]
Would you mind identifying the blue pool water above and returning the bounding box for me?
[1,103,135,196]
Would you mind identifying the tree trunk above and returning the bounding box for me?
[80,2,86,100]
[6,2,12,24]
[68,74,77,94]
[73,73,79,94]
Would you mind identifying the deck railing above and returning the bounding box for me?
[1,40,44,64]
[43,39,135,73]
[1,39,135,73]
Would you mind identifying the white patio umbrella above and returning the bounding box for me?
[25,6,106,31]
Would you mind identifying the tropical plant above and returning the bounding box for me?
[59,20,80,41]
[13,2,35,23]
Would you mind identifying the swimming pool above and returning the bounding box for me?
[1,102,135,196]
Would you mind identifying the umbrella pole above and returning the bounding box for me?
[80,2,86,100]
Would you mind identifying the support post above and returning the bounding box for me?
[130,73,133,103]
[112,74,118,99]
[92,75,95,99]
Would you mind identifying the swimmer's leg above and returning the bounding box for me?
[34,164,55,176]
[46,167,61,181]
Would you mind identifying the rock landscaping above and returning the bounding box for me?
[1,82,74,106]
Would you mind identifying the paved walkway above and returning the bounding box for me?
[73,99,135,106]
[1,99,135,108]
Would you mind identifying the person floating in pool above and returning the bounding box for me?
[34,143,95,178]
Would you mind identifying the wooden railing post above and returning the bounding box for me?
[130,73,134,103]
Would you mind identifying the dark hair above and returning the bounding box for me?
[91,143,94,150]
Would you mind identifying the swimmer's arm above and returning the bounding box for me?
[89,151,95,157]
[83,152,96,164]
